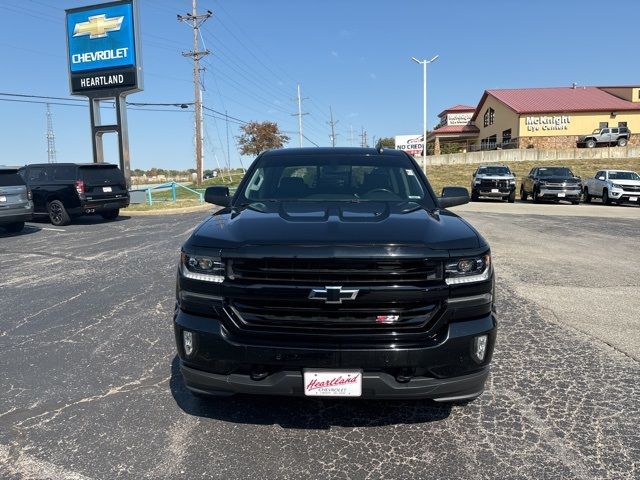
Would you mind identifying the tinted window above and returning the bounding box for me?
[537,167,574,177]
[28,167,50,183]
[53,166,77,181]
[0,171,25,186]
[477,166,511,175]
[80,166,125,184]
[609,171,640,181]
[239,155,431,205]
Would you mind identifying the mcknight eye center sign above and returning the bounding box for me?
[66,0,142,95]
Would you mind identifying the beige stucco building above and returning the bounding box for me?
[471,85,640,149]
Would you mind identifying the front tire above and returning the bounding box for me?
[520,186,528,201]
[586,139,596,148]
[3,222,25,233]
[470,189,479,202]
[47,200,71,226]
[100,209,120,220]
[507,190,516,203]
[533,188,541,203]
[583,188,592,203]
[602,189,613,205]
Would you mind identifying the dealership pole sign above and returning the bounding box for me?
[65,0,142,187]
[66,0,142,95]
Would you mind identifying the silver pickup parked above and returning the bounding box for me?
[583,169,640,205]
[0,167,34,233]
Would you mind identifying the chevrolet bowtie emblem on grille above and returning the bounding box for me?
[309,286,359,304]
[73,14,124,39]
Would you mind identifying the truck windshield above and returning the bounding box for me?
[538,167,574,177]
[608,171,640,181]
[238,154,432,205]
[478,166,511,175]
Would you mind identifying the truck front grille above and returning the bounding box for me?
[225,298,442,336]
[480,179,509,188]
[228,257,442,284]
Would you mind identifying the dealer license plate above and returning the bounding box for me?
[303,370,362,397]
[630,196,638,202]
[0,196,6,203]
[557,193,566,198]
[103,186,113,193]
[491,188,499,193]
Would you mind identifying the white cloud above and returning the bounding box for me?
[369,73,377,80]
[330,51,339,58]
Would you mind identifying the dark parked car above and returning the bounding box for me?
[0,166,33,233]
[174,148,497,403]
[520,166,582,204]
[19,163,129,226]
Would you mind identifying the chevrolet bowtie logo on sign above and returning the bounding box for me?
[309,286,359,304]
[73,14,124,39]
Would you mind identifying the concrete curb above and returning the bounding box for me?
[123,204,214,216]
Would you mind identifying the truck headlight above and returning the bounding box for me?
[474,179,481,185]
[445,253,491,285]
[611,183,623,190]
[181,253,225,283]
[509,179,516,185]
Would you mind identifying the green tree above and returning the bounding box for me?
[237,121,290,156]
[375,137,395,149]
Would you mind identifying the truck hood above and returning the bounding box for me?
[187,201,481,251]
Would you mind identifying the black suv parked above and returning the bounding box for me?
[174,148,497,403]
[19,163,129,226]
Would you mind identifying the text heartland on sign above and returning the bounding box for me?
[72,48,129,66]
[80,74,125,88]
[305,374,361,392]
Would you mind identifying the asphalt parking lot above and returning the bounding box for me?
[1,204,639,479]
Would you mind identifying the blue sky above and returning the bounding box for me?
[1,0,639,170]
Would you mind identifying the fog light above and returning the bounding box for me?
[473,335,488,362]
[183,330,194,356]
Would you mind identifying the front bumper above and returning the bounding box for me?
[538,188,581,199]
[174,309,497,401]
[609,190,640,203]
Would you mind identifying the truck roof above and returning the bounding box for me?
[261,147,407,157]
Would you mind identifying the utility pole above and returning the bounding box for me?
[225,109,233,181]
[291,84,308,147]
[411,55,439,171]
[360,127,368,148]
[327,106,339,147]
[45,103,57,164]
[178,1,212,185]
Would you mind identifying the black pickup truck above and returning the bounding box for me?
[174,148,497,403]
[19,163,129,226]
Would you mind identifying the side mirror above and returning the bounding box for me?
[598,176,605,181]
[438,186,469,209]
[204,186,231,206]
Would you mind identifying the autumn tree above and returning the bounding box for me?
[237,121,290,156]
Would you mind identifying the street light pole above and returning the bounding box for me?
[412,55,439,171]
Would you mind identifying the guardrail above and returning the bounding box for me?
[130,181,204,205]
